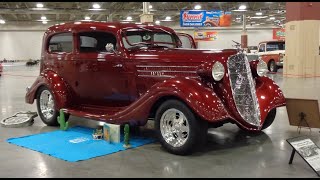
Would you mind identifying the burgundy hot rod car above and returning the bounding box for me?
[25,22,285,155]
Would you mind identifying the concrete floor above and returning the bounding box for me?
[1,63,320,178]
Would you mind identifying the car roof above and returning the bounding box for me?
[259,40,285,44]
[45,21,176,35]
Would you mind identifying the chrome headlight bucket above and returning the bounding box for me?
[212,61,225,81]
[257,60,268,76]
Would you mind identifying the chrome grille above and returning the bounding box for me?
[227,53,261,127]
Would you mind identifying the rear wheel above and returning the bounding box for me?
[155,99,208,155]
[269,60,278,72]
[36,86,69,126]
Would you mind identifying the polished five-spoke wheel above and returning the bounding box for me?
[155,99,208,155]
[39,90,55,120]
[36,86,68,126]
[160,109,190,148]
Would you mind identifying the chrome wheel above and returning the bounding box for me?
[39,90,55,120]
[160,108,190,148]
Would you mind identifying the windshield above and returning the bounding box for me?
[266,42,285,51]
[122,28,179,49]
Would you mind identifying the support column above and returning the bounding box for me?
[284,2,320,78]
[241,14,248,49]
[140,2,153,23]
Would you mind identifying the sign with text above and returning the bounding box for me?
[273,28,285,40]
[287,136,320,176]
[180,10,231,27]
[194,31,218,41]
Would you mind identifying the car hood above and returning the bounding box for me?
[128,48,238,63]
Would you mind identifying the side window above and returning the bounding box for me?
[79,31,117,53]
[259,44,265,52]
[154,33,174,48]
[178,35,192,49]
[48,33,73,53]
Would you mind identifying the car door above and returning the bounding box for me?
[46,32,78,101]
[177,32,197,49]
[74,31,131,107]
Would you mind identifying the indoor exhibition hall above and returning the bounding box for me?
[0,2,320,178]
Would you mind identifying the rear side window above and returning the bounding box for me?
[178,35,193,48]
[48,33,73,53]
[79,32,117,53]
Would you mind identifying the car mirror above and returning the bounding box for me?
[105,43,115,53]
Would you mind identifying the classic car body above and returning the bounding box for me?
[25,22,285,154]
[257,40,285,72]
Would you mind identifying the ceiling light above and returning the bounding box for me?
[36,3,44,8]
[155,20,160,24]
[41,16,46,20]
[256,12,263,16]
[84,16,90,20]
[251,16,268,19]
[239,5,246,10]
[92,3,100,9]
[149,5,152,9]
[0,20,5,24]
[42,21,47,24]
[165,16,171,20]
[270,17,275,20]
[194,4,201,10]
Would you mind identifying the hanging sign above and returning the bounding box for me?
[180,10,231,27]
[194,31,218,41]
[273,28,285,40]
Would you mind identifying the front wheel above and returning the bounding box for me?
[261,109,276,130]
[155,100,208,155]
[36,86,69,126]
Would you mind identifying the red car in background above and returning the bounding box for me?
[257,40,285,72]
[25,22,285,155]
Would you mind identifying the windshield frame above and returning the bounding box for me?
[121,27,180,50]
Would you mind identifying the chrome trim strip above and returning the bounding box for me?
[136,65,197,68]
[137,70,197,73]
[138,75,175,78]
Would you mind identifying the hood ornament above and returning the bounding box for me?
[232,40,244,53]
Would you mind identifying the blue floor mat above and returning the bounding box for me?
[7,126,156,162]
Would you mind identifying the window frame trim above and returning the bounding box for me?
[46,32,75,54]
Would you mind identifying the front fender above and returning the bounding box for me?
[256,76,286,126]
[144,77,230,122]
[25,70,73,110]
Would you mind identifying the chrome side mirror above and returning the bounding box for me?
[105,43,115,53]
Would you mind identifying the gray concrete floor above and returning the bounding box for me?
[1,63,320,178]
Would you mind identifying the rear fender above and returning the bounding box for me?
[25,70,72,110]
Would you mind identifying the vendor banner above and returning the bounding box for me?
[180,10,231,27]
[273,28,285,40]
[194,31,218,41]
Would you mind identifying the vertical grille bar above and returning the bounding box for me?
[227,53,261,127]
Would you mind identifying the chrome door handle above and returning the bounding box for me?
[113,64,123,68]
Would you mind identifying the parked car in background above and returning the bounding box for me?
[247,46,258,54]
[25,22,286,155]
[26,59,40,66]
[257,40,285,72]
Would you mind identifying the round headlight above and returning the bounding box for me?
[257,60,268,76]
[212,61,225,81]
